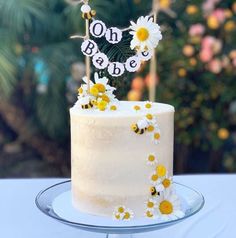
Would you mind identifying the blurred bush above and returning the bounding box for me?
[0,0,235,174]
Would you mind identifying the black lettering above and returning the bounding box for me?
[96,57,104,66]
[130,60,137,68]
[112,63,121,75]
[109,28,118,42]
[83,41,96,56]
[141,51,149,57]
[92,23,104,37]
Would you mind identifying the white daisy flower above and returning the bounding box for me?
[113,205,126,220]
[122,209,134,221]
[144,101,153,109]
[155,190,185,221]
[147,153,158,165]
[77,84,88,97]
[144,209,156,219]
[151,127,161,144]
[81,73,116,94]
[145,113,157,126]
[113,211,122,220]
[108,100,120,111]
[157,176,173,191]
[94,73,116,92]
[155,164,167,177]
[129,16,162,52]
[145,198,156,210]
[113,206,134,221]
[149,171,159,185]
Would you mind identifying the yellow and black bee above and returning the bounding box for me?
[82,10,96,20]
[131,123,147,135]
[150,186,160,197]
[81,101,93,109]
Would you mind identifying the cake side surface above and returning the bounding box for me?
[71,101,174,217]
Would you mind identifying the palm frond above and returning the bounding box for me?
[0,0,47,33]
[0,44,16,97]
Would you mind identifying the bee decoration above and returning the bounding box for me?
[150,186,160,197]
[79,96,94,110]
[81,3,96,20]
[82,9,96,20]
[81,101,94,109]
[131,123,147,135]
[131,119,149,135]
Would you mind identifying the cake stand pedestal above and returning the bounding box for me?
[35,180,204,238]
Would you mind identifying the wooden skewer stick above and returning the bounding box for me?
[149,0,160,102]
[85,18,91,93]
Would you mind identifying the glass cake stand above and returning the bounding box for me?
[35,180,204,238]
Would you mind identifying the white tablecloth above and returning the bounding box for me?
[0,175,235,238]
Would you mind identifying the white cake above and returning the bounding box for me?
[70,101,175,218]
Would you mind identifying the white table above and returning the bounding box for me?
[0,175,235,238]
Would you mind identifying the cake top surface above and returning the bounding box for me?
[70,101,174,117]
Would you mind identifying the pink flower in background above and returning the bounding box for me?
[202,0,220,14]
[201,36,222,54]
[189,24,205,37]
[208,58,222,74]
[199,48,213,62]
[212,9,226,23]
[202,1,214,13]
[202,36,215,49]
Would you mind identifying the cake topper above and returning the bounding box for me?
[70,0,162,103]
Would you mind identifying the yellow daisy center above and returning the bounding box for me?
[147,125,155,132]
[154,132,161,140]
[151,174,158,182]
[90,86,99,97]
[118,207,125,213]
[147,201,154,208]
[159,200,173,214]
[145,103,152,109]
[137,27,149,42]
[162,178,171,188]
[148,154,155,162]
[123,212,131,220]
[94,83,106,93]
[156,165,166,177]
[146,114,153,120]
[110,105,117,111]
[146,210,154,218]
[101,94,110,103]
[134,105,141,111]
[97,100,107,111]
[115,213,120,219]
[78,87,83,95]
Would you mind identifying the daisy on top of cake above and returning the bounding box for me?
[130,15,162,52]
[76,72,118,111]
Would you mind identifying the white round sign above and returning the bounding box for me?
[92,53,109,69]
[108,62,125,77]
[81,40,98,57]
[138,50,153,61]
[125,56,141,72]
[105,27,122,44]
[90,20,107,38]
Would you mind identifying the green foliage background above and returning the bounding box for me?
[0,0,235,172]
